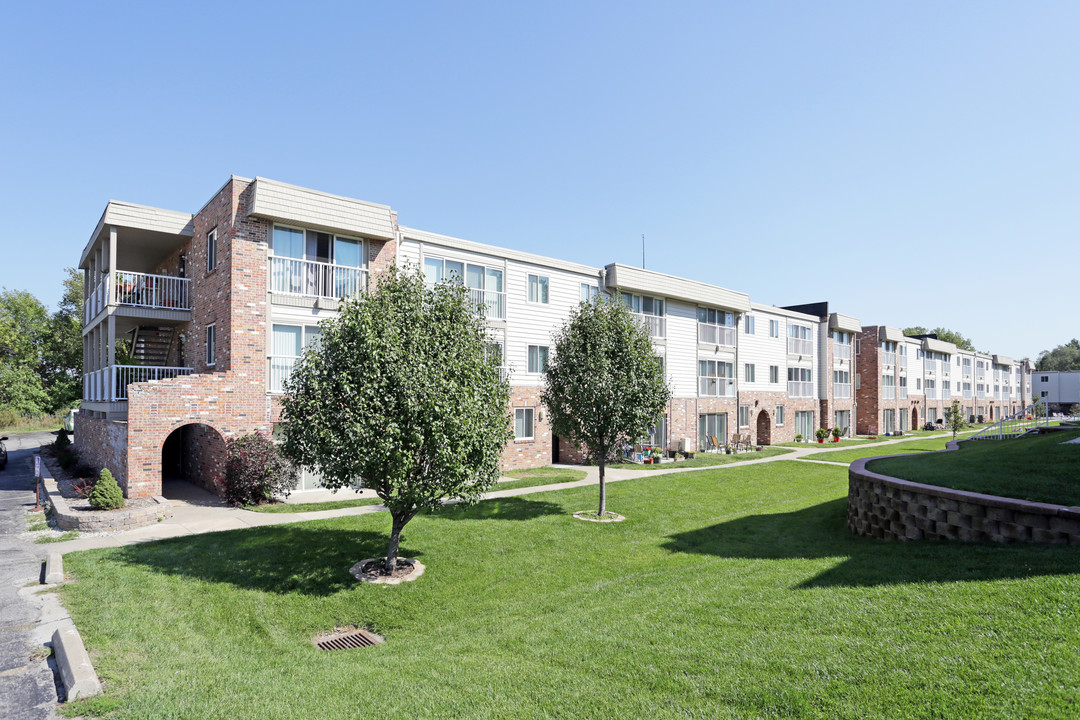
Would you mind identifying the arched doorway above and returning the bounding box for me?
[911,407,919,431]
[161,423,227,497]
[755,410,771,446]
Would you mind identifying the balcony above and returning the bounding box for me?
[698,324,735,346]
[634,313,666,339]
[788,338,814,356]
[787,381,814,398]
[83,365,193,402]
[271,256,368,300]
[699,377,735,397]
[899,387,908,399]
[977,390,986,400]
[882,386,896,400]
[899,354,908,368]
[834,344,851,361]
[470,288,507,320]
[85,270,191,324]
[926,389,937,400]
[963,390,973,400]
[834,383,851,399]
[882,352,897,366]
[925,360,936,375]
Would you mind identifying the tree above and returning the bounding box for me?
[281,265,511,572]
[541,295,670,517]
[944,400,965,439]
[41,269,84,412]
[903,326,977,352]
[1035,339,1080,372]
[0,288,50,416]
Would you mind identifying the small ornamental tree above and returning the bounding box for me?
[281,265,511,572]
[223,433,299,507]
[541,295,670,517]
[88,468,124,510]
[945,400,965,440]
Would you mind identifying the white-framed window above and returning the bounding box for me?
[514,408,535,440]
[769,365,779,384]
[833,370,850,384]
[269,324,322,393]
[528,345,549,373]
[775,405,785,425]
[205,324,216,366]
[271,224,367,297]
[794,411,815,439]
[744,363,755,382]
[579,283,599,302]
[738,405,750,428]
[697,307,735,345]
[769,319,780,338]
[916,378,922,390]
[527,274,549,304]
[425,257,505,317]
[206,228,218,272]
[744,315,755,334]
[698,360,734,397]
[698,413,728,451]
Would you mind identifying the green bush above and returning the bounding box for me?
[223,433,299,507]
[54,429,71,449]
[88,468,124,510]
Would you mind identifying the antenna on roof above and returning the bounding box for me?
[642,234,646,269]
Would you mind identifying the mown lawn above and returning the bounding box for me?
[61,460,1079,719]
[869,429,1080,506]
[498,466,587,491]
[799,436,953,464]
[608,445,792,470]
[248,497,384,514]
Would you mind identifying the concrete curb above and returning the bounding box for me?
[43,552,63,584]
[52,626,102,701]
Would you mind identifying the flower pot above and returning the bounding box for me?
[832,437,840,443]
[817,438,825,444]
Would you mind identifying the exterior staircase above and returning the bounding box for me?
[132,326,176,366]
[969,402,1049,441]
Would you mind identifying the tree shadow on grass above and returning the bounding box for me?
[662,498,1080,589]
[423,496,565,522]
[112,525,406,597]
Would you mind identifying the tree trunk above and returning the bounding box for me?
[598,441,606,516]
[385,514,406,572]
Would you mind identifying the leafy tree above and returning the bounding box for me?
[41,269,84,412]
[0,289,50,416]
[903,326,977,352]
[1035,339,1080,372]
[944,400,965,439]
[281,265,510,572]
[541,295,670,517]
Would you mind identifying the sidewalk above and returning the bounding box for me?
[46,429,970,555]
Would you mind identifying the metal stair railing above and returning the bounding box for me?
[968,402,1049,441]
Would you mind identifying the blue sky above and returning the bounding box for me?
[1,1,1076,358]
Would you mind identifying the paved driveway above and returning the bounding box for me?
[0,433,59,719]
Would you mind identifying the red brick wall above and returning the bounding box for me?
[502,386,552,469]
[738,391,819,445]
[855,327,881,434]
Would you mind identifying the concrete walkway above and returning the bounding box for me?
[44,429,974,555]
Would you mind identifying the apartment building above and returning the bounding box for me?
[75,175,1027,499]
[1032,371,1080,413]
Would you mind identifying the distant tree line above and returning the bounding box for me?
[1036,339,1080,372]
[902,326,977,352]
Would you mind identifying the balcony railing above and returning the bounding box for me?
[698,324,735,346]
[85,271,190,323]
[85,276,109,323]
[977,390,986,400]
[699,377,735,397]
[963,390,973,399]
[834,383,851,399]
[882,386,896,400]
[470,288,507,320]
[882,352,896,366]
[834,344,851,361]
[633,313,666,339]
[83,365,193,402]
[899,387,908,399]
[788,338,814,356]
[925,360,936,375]
[926,389,937,400]
[271,256,368,299]
[941,389,951,399]
[787,381,814,398]
[899,354,908,368]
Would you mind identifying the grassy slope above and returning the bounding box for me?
[869,429,1080,506]
[800,436,953,464]
[61,460,1080,719]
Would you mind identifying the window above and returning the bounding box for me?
[1041,391,1049,398]
[794,411,815,439]
[425,257,505,317]
[744,363,755,382]
[1041,375,1049,382]
[882,409,895,435]
[699,360,734,396]
[833,370,850,384]
[698,413,728,451]
[206,228,217,272]
[738,405,750,428]
[834,410,850,434]
[527,345,549,373]
[775,405,785,426]
[916,378,922,390]
[271,225,367,297]
[769,319,780,338]
[514,408,534,440]
[269,324,322,393]
[744,315,755,334]
[205,324,216,366]
[788,324,813,355]
[697,307,734,345]
[528,274,549,303]
[769,365,779,384]
[579,283,599,302]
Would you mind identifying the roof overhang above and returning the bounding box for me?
[248,177,396,241]
[993,354,1014,366]
[878,326,905,342]
[923,337,957,354]
[604,264,750,313]
[80,201,195,269]
[828,313,861,334]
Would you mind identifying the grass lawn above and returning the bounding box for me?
[799,436,953,464]
[497,466,587,491]
[777,437,886,448]
[60,460,1080,719]
[869,429,1080,506]
[248,497,384,514]
[609,445,792,470]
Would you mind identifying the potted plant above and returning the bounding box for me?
[724,444,733,455]
[815,428,829,443]
[831,426,842,443]
[650,447,663,464]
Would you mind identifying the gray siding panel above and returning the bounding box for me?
[249,177,396,240]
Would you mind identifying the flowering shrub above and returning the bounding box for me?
[222,433,299,507]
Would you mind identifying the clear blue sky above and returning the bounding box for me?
[2,1,1077,358]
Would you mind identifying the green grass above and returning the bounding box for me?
[59,460,1080,719]
[27,512,48,532]
[36,530,78,544]
[609,445,793,469]
[799,436,954,464]
[0,413,65,435]
[777,437,887,448]
[247,497,385,514]
[497,467,587,491]
[869,429,1080,506]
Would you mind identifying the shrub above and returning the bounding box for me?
[222,433,299,507]
[56,446,77,470]
[88,469,124,510]
[54,429,71,449]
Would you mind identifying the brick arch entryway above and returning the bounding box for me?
[911,407,919,431]
[161,423,228,497]
[755,409,771,446]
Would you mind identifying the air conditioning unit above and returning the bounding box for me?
[678,437,693,453]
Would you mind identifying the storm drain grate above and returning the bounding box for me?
[314,628,384,651]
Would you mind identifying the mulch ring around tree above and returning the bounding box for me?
[572,510,626,523]
[349,557,426,585]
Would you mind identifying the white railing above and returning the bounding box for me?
[899,387,908,399]
[699,377,735,397]
[899,354,908,368]
[85,276,109,323]
[963,390,972,399]
[634,313,666,338]
[941,388,951,399]
[788,338,814,356]
[834,383,851,399]
[882,352,896,366]
[470,288,506,320]
[268,356,298,394]
[926,388,937,400]
[942,364,950,376]
[787,381,814,397]
[83,365,193,402]
[977,390,986,400]
[271,256,368,299]
[882,386,896,400]
[114,271,190,310]
[698,324,735,346]
[970,402,1050,441]
[925,360,936,375]
[834,344,851,361]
